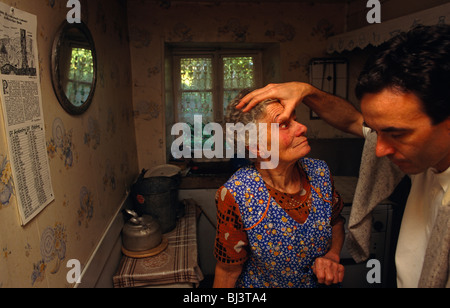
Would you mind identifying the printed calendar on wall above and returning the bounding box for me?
[0,2,54,225]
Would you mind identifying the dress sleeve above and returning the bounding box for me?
[214,186,249,265]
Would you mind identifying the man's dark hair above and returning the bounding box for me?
[355,24,450,124]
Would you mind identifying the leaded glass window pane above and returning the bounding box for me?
[223,56,255,114]
[178,58,214,124]
[223,57,255,89]
[179,92,213,124]
[181,58,212,91]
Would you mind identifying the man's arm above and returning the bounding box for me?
[238,82,364,137]
[302,84,364,137]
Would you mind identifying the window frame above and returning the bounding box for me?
[172,49,263,124]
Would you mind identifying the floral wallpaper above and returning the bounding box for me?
[0,0,137,288]
[0,155,13,207]
[31,223,67,286]
[84,117,101,150]
[47,118,77,169]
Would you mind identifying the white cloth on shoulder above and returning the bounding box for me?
[346,130,404,262]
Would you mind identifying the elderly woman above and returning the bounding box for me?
[213,90,345,288]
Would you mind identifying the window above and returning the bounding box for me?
[171,51,262,160]
[173,51,262,125]
[65,47,94,107]
[166,44,281,163]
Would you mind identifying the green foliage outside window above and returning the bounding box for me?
[66,48,94,107]
[178,56,256,155]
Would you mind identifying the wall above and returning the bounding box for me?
[347,0,450,31]
[127,0,349,171]
[0,0,138,287]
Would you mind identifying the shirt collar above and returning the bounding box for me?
[433,165,450,193]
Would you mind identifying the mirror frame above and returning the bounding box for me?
[51,21,97,115]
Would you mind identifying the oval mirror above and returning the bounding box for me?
[51,22,97,115]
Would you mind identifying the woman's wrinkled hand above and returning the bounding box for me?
[312,254,345,286]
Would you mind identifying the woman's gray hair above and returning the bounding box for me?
[223,89,278,159]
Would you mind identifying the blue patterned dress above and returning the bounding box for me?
[223,158,334,288]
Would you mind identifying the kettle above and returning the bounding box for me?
[122,209,162,252]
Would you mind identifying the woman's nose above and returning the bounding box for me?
[375,136,395,157]
[294,121,307,137]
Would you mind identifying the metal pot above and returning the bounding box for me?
[122,210,162,252]
[131,169,180,233]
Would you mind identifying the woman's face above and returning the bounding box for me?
[258,103,310,165]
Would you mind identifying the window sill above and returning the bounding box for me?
[177,160,244,190]
[180,174,231,190]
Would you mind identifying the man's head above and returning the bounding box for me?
[356,25,450,174]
